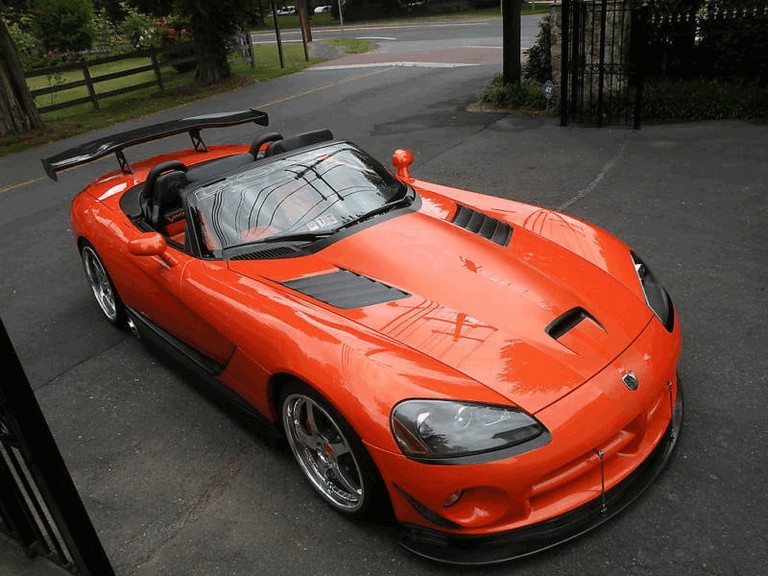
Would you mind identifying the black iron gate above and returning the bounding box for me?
[0,319,115,575]
[560,0,645,128]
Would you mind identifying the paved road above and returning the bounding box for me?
[2,15,767,576]
[252,16,543,64]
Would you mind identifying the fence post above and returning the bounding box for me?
[150,49,164,90]
[246,32,255,68]
[81,61,99,110]
[596,0,609,127]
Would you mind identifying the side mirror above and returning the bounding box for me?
[392,149,414,180]
[128,232,177,267]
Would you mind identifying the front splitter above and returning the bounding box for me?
[400,379,684,565]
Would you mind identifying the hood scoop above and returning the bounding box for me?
[282,269,409,309]
[451,204,512,247]
[546,307,602,340]
[544,306,605,340]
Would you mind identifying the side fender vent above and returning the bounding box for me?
[231,246,301,260]
[282,270,409,309]
[451,205,512,247]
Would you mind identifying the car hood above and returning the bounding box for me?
[229,210,652,413]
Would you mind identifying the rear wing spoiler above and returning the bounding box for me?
[41,109,269,181]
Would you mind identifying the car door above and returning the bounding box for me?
[119,233,236,370]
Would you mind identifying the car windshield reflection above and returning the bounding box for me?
[189,143,406,254]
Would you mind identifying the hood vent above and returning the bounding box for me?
[231,246,301,260]
[546,307,602,340]
[282,270,409,309]
[451,204,512,247]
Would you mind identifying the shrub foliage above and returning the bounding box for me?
[31,0,94,54]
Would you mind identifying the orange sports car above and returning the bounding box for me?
[44,109,683,564]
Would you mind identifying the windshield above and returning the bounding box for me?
[189,143,406,254]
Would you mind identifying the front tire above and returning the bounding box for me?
[280,381,388,519]
[80,243,126,327]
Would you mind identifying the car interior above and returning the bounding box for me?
[127,129,336,251]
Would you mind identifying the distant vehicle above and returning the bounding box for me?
[314,5,331,13]
[277,5,297,15]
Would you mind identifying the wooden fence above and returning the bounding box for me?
[25,49,170,114]
[25,34,254,115]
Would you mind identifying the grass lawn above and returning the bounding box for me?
[26,56,163,113]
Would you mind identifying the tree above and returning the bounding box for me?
[31,0,94,55]
[0,17,43,135]
[176,0,250,84]
[501,0,521,85]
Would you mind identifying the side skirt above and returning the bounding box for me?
[125,308,280,436]
[127,308,224,377]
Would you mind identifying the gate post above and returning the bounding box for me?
[557,0,635,126]
[630,4,648,129]
[0,319,115,575]
[559,0,571,126]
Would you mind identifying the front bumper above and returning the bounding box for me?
[400,379,684,565]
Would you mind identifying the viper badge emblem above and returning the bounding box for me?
[622,371,639,391]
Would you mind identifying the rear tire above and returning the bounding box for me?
[280,380,389,519]
[80,243,126,327]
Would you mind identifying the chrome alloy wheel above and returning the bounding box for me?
[282,393,366,513]
[81,245,119,323]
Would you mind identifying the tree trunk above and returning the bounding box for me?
[194,36,230,85]
[502,0,522,85]
[0,19,43,135]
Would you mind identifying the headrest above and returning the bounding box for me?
[153,170,188,204]
[264,129,334,157]
[250,132,284,158]
[144,161,187,200]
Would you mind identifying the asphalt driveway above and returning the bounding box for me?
[1,31,767,576]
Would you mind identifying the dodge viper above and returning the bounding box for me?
[43,109,683,564]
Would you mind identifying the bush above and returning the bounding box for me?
[478,75,556,113]
[3,13,47,69]
[118,1,163,50]
[523,13,551,83]
[31,0,94,54]
[116,1,193,71]
[91,7,121,54]
[642,79,768,122]
[697,0,768,85]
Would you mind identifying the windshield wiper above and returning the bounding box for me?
[224,230,335,252]
[223,187,414,256]
[222,231,333,256]
[335,187,415,232]
[257,231,334,243]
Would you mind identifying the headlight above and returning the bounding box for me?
[391,400,547,462]
[632,251,674,332]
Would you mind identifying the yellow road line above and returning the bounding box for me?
[0,176,45,195]
[255,67,392,108]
